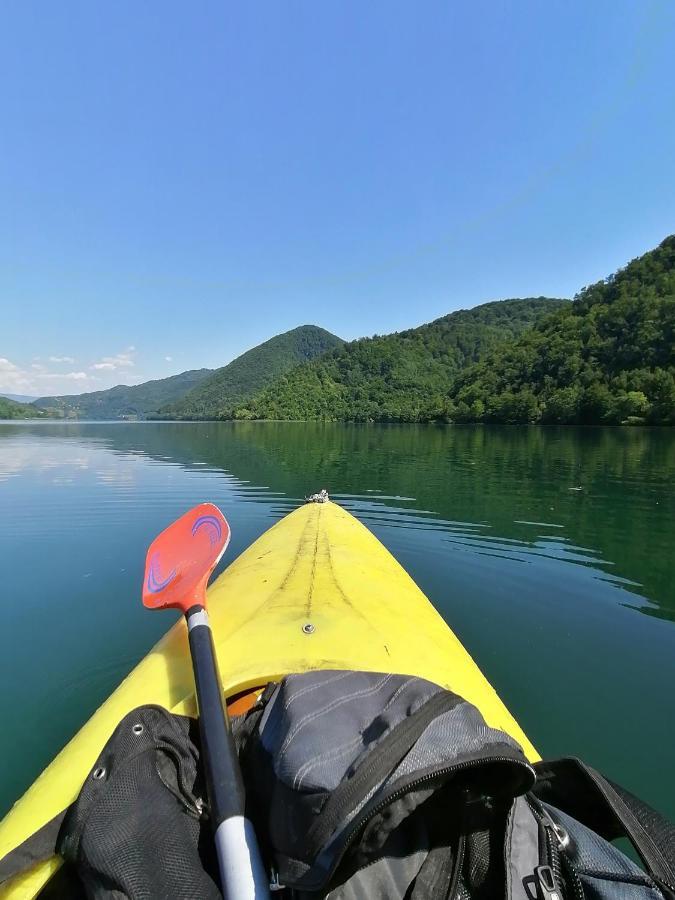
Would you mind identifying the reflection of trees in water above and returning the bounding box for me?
[5,422,674,620]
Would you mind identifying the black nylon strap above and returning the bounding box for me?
[304,690,463,856]
[532,757,675,897]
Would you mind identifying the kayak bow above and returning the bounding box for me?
[0,500,537,898]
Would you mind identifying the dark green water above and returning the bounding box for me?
[1,422,674,823]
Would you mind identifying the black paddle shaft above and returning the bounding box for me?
[186,606,246,827]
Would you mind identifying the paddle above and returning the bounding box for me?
[143,503,269,899]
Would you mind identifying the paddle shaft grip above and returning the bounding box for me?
[186,607,270,899]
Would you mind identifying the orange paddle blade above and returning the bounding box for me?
[142,503,230,613]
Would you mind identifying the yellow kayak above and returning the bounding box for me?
[0,500,537,898]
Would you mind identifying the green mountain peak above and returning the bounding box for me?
[233,298,568,422]
[158,324,344,420]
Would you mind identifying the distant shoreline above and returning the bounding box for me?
[2,418,673,429]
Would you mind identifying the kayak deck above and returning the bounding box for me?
[0,500,537,898]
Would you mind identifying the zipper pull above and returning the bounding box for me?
[540,806,570,851]
[534,865,563,900]
[269,869,285,892]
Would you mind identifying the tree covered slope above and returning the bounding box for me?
[0,396,48,419]
[448,236,675,424]
[35,369,212,419]
[234,298,567,422]
[159,325,344,419]
[0,393,38,403]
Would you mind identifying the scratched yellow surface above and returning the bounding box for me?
[0,501,537,897]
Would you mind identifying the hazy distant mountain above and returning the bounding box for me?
[158,325,344,419]
[34,369,212,420]
[0,396,49,419]
[0,393,39,403]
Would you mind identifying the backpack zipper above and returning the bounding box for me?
[527,798,572,900]
[560,853,585,900]
[308,754,535,891]
[447,827,465,900]
[533,801,585,900]
[542,806,566,888]
[305,690,464,854]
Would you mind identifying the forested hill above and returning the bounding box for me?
[158,325,344,419]
[447,235,675,425]
[35,369,211,419]
[233,298,567,422]
[0,396,49,419]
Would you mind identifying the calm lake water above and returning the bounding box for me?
[1,422,674,823]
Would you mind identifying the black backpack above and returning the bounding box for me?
[2,670,674,899]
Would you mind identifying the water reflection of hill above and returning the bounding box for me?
[8,422,675,621]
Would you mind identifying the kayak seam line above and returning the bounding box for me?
[278,511,315,595]
[305,504,322,619]
[322,531,373,627]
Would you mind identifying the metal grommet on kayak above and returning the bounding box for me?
[132,723,144,735]
[92,767,106,781]
[302,623,315,634]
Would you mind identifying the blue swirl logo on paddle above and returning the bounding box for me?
[191,514,223,546]
[146,552,176,594]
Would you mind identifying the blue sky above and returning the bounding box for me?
[1,0,674,396]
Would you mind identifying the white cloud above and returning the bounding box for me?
[165,356,173,362]
[0,356,94,395]
[0,347,139,395]
[89,347,135,371]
